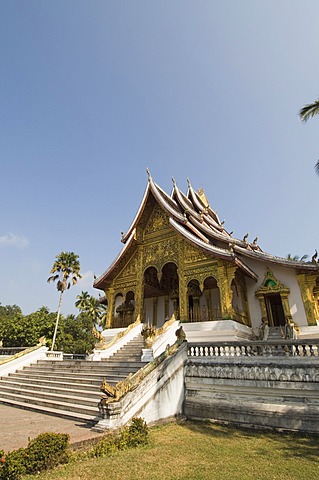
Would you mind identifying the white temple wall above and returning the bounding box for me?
[242,258,308,331]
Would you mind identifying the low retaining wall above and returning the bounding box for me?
[95,342,187,430]
[185,344,319,433]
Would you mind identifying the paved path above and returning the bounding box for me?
[0,404,104,452]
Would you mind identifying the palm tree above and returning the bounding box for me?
[299,98,319,173]
[76,293,107,328]
[47,251,82,351]
[85,296,107,328]
[75,291,91,311]
[299,99,319,123]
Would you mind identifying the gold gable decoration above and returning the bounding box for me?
[184,242,211,263]
[144,204,170,235]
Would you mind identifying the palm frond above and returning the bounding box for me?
[299,99,319,123]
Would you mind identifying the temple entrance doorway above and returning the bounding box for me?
[265,294,285,326]
[187,276,221,322]
[143,262,179,326]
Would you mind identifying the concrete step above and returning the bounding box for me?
[0,396,96,423]
[1,376,108,391]
[6,371,127,384]
[22,365,144,376]
[31,360,145,370]
[0,391,98,418]
[0,332,148,422]
[0,380,101,400]
[0,384,100,408]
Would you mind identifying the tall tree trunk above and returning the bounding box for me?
[51,291,63,351]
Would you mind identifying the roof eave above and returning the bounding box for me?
[93,229,137,290]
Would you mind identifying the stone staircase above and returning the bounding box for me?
[268,326,284,341]
[0,334,146,424]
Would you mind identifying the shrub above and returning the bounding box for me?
[25,432,70,474]
[91,417,148,458]
[0,432,70,480]
[90,435,118,458]
[123,417,149,448]
[0,448,27,480]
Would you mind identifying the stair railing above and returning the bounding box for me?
[0,345,48,377]
[141,315,180,361]
[90,316,142,361]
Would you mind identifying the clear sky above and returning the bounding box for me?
[1,0,319,316]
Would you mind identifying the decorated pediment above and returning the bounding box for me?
[144,204,170,235]
[116,253,138,280]
[255,269,290,296]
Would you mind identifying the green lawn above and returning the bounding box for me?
[25,421,319,480]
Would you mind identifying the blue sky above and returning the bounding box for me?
[1,1,319,316]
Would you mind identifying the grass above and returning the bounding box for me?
[24,420,319,480]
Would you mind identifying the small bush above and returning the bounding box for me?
[25,432,70,474]
[90,435,118,458]
[0,432,69,480]
[123,417,149,448]
[91,417,148,458]
[0,448,27,480]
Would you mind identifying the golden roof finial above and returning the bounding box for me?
[146,167,152,180]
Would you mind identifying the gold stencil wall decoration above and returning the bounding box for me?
[184,242,211,263]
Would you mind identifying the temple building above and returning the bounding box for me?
[94,171,319,339]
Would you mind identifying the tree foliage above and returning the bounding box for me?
[75,291,107,328]
[47,251,82,350]
[299,98,319,174]
[0,304,96,353]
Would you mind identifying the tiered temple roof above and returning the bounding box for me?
[94,170,318,290]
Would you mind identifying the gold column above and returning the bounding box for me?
[178,239,188,321]
[105,287,115,328]
[281,292,293,323]
[217,262,236,320]
[240,284,251,326]
[134,247,145,322]
[255,291,267,324]
[296,273,318,326]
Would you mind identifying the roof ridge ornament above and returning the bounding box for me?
[172,177,176,187]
